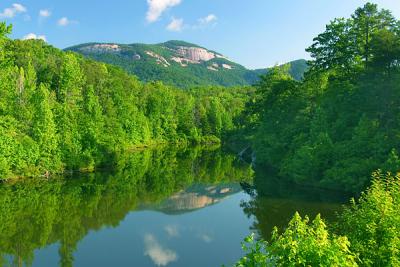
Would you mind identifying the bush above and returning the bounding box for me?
[336,171,400,266]
[233,213,357,267]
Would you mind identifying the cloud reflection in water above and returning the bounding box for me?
[144,234,178,266]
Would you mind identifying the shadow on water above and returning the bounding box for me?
[239,166,351,240]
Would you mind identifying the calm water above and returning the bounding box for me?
[0,147,348,267]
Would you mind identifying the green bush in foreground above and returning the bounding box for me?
[234,214,357,267]
[336,171,400,266]
[233,171,400,266]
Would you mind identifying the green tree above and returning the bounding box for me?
[306,3,397,73]
[370,28,400,73]
[351,3,396,67]
[58,53,84,105]
[0,22,12,66]
[31,83,61,172]
[306,18,355,74]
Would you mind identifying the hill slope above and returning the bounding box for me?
[66,41,307,88]
[254,59,309,81]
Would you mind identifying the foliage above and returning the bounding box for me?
[230,4,400,265]
[233,213,357,267]
[233,170,400,266]
[247,2,400,193]
[336,171,400,266]
[233,234,269,267]
[306,3,398,74]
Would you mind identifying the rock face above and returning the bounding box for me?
[222,64,233,69]
[145,51,170,67]
[176,46,216,62]
[207,66,218,71]
[80,44,121,53]
[171,56,195,67]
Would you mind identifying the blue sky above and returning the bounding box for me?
[1,0,399,69]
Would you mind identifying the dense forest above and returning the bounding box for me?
[233,3,400,266]
[0,23,251,179]
[244,2,400,193]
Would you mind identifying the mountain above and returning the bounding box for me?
[66,40,307,88]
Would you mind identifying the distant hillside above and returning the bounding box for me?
[66,41,307,88]
[255,59,309,81]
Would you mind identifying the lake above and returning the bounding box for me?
[0,147,348,267]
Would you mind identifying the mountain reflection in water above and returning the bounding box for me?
[141,184,242,214]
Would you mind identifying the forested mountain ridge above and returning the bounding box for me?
[66,40,307,88]
[254,59,309,81]
[0,23,252,179]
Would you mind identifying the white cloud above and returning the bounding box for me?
[39,9,51,18]
[166,17,183,32]
[57,17,78,26]
[191,14,218,30]
[146,0,181,23]
[0,3,27,18]
[58,17,70,26]
[23,33,47,42]
[144,234,178,266]
[13,3,26,13]
[198,14,217,25]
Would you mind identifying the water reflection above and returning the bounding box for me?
[144,234,178,266]
[164,225,179,238]
[0,147,349,267]
[141,183,242,214]
[0,146,252,267]
[240,168,350,240]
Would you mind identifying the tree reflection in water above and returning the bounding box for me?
[0,146,253,267]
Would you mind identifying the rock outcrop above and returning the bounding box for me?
[145,51,170,67]
[176,46,216,62]
[80,44,121,53]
